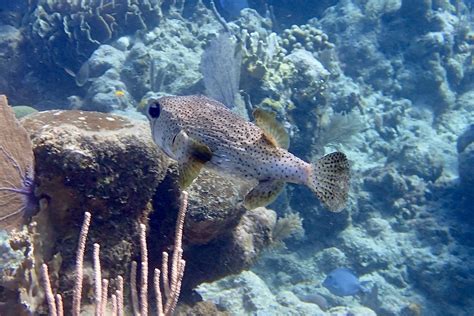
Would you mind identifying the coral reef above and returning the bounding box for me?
[149,165,276,292]
[0,221,51,315]
[317,0,474,114]
[24,0,164,73]
[280,24,334,53]
[0,106,279,312]
[458,124,474,200]
[19,110,167,309]
[1,0,474,314]
[272,212,305,243]
[197,270,377,315]
[0,26,25,101]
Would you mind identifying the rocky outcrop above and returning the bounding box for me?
[149,163,275,292]
[0,108,278,312]
[21,110,167,302]
[458,124,474,199]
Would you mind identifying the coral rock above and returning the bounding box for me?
[149,162,274,292]
[21,110,167,304]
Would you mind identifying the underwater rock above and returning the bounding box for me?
[457,124,474,154]
[327,305,377,316]
[0,25,25,98]
[176,300,230,315]
[285,49,329,105]
[338,227,391,271]
[397,145,443,182]
[458,125,474,198]
[406,249,474,306]
[0,25,23,65]
[84,69,130,112]
[0,220,51,315]
[0,230,24,286]
[21,110,168,304]
[197,271,327,315]
[24,0,164,74]
[231,8,272,37]
[187,205,275,288]
[150,162,250,246]
[316,247,349,271]
[84,44,126,79]
[186,170,250,245]
[150,165,275,291]
[121,42,152,100]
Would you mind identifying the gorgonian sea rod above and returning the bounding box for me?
[0,95,36,231]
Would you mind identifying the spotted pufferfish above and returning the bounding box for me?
[146,95,350,212]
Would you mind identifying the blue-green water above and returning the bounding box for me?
[0,0,473,315]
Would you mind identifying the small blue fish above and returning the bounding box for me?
[323,268,369,296]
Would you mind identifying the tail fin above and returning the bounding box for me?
[308,152,350,212]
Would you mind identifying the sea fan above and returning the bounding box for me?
[200,32,242,108]
[0,95,36,231]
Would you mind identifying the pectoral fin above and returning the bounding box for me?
[253,108,290,149]
[173,130,213,188]
[244,180,285,209]
[179,159,205,188]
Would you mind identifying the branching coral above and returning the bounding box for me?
[272,212,304,243]
[41,191,189,315]
[24,0,165,73]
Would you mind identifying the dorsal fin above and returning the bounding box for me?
[253,108,290,149]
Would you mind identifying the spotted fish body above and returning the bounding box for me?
[147,95,350,211]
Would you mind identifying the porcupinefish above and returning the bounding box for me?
[146,95,350,212]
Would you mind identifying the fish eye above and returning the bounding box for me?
[148,100,161,119]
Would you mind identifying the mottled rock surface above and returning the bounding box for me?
[21,110,167,306]
[0,26,26,103]
[458,125,474,198]
[0,106,282,313]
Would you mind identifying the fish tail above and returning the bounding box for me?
[307,152,350,212]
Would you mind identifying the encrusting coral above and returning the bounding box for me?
[280,24,334,53]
